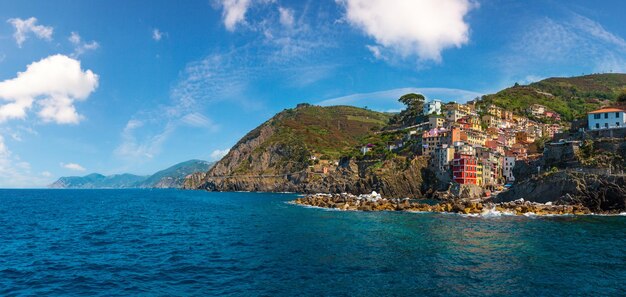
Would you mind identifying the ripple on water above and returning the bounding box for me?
[0,189,624,296]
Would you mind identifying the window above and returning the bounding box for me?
[605,113,609,119]
[605,123,609,128]
[594,114,601,119]
[617,122,620,127]
[596,123,600,129]
[616,112,620,118]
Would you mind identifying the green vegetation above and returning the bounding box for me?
[481,74,626,121]
[618,88,626,103]
[265,105,390,160]
[389,93,425,126]
[577,139,625,170]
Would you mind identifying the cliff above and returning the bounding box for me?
[495,171,626,213]
[497,134,626,212]
[193,105,435,197]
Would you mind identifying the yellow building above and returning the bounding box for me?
[482,115,502,129]
[487,105,503,118]
[476,164,483,186]
[469,115,482,131]
[463,130,487,147]
[428,115,446,129]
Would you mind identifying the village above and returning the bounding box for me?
[351,98,625,192]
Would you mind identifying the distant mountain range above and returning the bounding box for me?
[49,160,214,189]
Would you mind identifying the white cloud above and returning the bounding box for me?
[337,0,474,62]
[504,14,626,77]
[7,17,53,47]
[318,87,482,111]
[366,45,383,60]
[114,118,176,163]
[278,7,295,27]
[68,32,99,57]
[61,162,86,171]
[181,112,218,130]
[210,148,230,160]
[0,54,99,124]
[0,134,52,187]
[41,171,52,177]
[219,0,252,31]
[152,28,164,41]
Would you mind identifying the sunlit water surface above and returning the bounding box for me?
[0,189,624,296]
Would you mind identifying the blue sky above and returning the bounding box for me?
[1,0,626,187]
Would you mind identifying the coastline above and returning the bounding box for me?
[292,192,626,217]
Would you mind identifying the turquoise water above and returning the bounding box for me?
[0,189,625,296]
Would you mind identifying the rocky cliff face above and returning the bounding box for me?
[183,172,207,189]
[200,155,433,197]
[193,105,434,197]
[495,171,626,212]
[499,136,626,212]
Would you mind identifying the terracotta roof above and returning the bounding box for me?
[588,108,625,114]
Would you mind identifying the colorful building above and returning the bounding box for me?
[452,145,478,185]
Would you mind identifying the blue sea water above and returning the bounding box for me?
[0,189,625,296]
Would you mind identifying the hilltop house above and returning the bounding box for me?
[587,108,625,130]
[528,104,546,117]
[423,99,443,115]
[361,144,375,155]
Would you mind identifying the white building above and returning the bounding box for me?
[423,99,443,115]
[587,108,626,130]
[503,156,516,182]
[433,145,455,172]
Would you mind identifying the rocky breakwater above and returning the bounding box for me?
[294,193,594,216]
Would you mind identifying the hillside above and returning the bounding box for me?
[211,104,390,177]
[192,104,436,195]
[135,160,214,188]
[49,160,214,189]
[49,173,148,189]
[481,73,626,120]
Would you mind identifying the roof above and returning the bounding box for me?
[588,108,625,114]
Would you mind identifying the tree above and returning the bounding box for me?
[617,88,626,103]
[388,93,426,127]
[398,93,425,120]
[398,93,425,111]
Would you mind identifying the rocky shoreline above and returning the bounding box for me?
[292,192,612,216]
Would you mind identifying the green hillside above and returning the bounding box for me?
[257,104,390,159]
[49,173,148,189]
[207,104,391,178]
[136,160,214,188]
[481,74,626,120]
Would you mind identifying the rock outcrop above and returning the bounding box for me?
[294,193,594,215]
[200,155,434,197]
[182,172,207,189]
[495,171,626,213]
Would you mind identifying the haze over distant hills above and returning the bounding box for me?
[49,160,214,189]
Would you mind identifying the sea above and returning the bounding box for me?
[0,189,625,296]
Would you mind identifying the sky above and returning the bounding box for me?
[1,0,626,187]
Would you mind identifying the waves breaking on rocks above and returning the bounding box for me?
[292,193,623,217]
